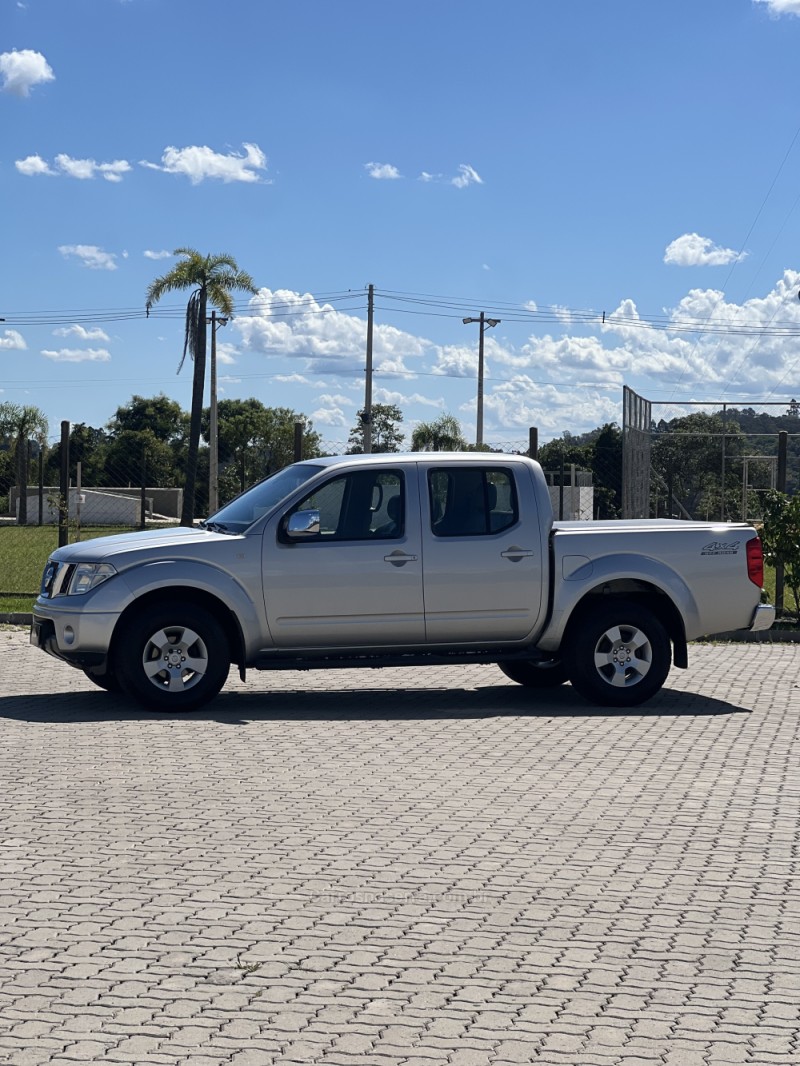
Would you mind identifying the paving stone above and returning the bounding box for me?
[2,635,800,1065]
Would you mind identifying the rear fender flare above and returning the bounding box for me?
[538,553,697,654]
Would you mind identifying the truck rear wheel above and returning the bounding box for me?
[115,603,230,712]
[498,658,568,688]
[566,599,670,707]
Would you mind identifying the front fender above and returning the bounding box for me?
[120,559,266,657]
[536,552,698,652]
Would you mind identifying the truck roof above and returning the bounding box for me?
[297,451,533,468]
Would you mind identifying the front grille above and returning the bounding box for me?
[40,561,75,598]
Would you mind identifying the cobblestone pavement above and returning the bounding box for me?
[1,629,799,1066]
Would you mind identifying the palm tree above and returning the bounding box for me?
[0,402,49,524]
[411,413,467,452]
[146,248,257,526]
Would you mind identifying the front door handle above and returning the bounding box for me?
[501,546,534,562]
[385,550,418,567]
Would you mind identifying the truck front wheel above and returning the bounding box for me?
[115,603,230,712]
[566,600,671,707]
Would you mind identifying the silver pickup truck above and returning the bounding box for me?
[30,452,774,711]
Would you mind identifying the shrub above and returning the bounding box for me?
[760,490,800,617]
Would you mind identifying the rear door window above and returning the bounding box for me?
[428,468,518,537]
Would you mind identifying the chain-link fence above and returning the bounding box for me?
[622,388,800,521]
[12,401,796,617]
[0,427,535,614]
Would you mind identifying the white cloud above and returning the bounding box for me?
[0,329,27,350]
[215,343,238,366]
[452,163,483,188]
[315,392,356,408]
[143,249,172,260]
[229,274,800,443]
[364,162,402,180]
[418,164,484,187]
[58,245,118,271]
[431,343,479,379]
[664,232,746,267]
[275,373,316,385]
[0,48,54,97]
[483,379,621,439]
[41,347,111,363]
[142,142,268,184]
[236,288,430,377]
[374,387,442,409]
[52,325,110,341]
[16,153,131,181]
[54,154,131,182]
[15,154,55,176]
[753,0,800,15]
[310,404,350,428]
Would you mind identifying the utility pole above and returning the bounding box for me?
[207,310,228,514]
[363,284,374,453]
[462,312,500,447]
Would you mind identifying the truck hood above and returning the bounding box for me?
[49,525,242,563]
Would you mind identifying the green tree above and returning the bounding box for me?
[651,412,744,519]
[146,249,257,525]
[761,490,800,617]
[68,423,110,487]
[347,403,405,453]
[0,402,49,524]
[108,394,187,441]
[105,429,181,489]
[411,413,467,452]
[106,395,188,488]
[537,435,591,472]
[591,422,623,518]
[205,399,322,501]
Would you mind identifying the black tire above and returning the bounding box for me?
[498,658,569,688]
[82,666,122,692]
[114,603,230,712]
[565,599,671,707]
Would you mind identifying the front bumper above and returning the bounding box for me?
[30,605,114,670]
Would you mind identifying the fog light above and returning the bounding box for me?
[63,626,75,646]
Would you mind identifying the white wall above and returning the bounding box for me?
[18,488,141,525]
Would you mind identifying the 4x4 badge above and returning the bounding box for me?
[701,541,740,556]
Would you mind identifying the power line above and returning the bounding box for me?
[4,284,800,336]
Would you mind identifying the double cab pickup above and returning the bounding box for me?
[30,452,775,710]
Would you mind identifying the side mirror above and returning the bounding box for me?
[286,509,321,538]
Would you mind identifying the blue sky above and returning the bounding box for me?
[3,0,800,449]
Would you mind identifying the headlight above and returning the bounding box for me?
[67,562,117,595]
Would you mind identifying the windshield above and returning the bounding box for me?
[204,463,325,534]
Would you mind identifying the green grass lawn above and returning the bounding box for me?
[0,524,153,614]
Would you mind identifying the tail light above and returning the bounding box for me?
[746,537,764,588]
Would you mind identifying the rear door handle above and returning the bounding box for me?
[385,550,418,566]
